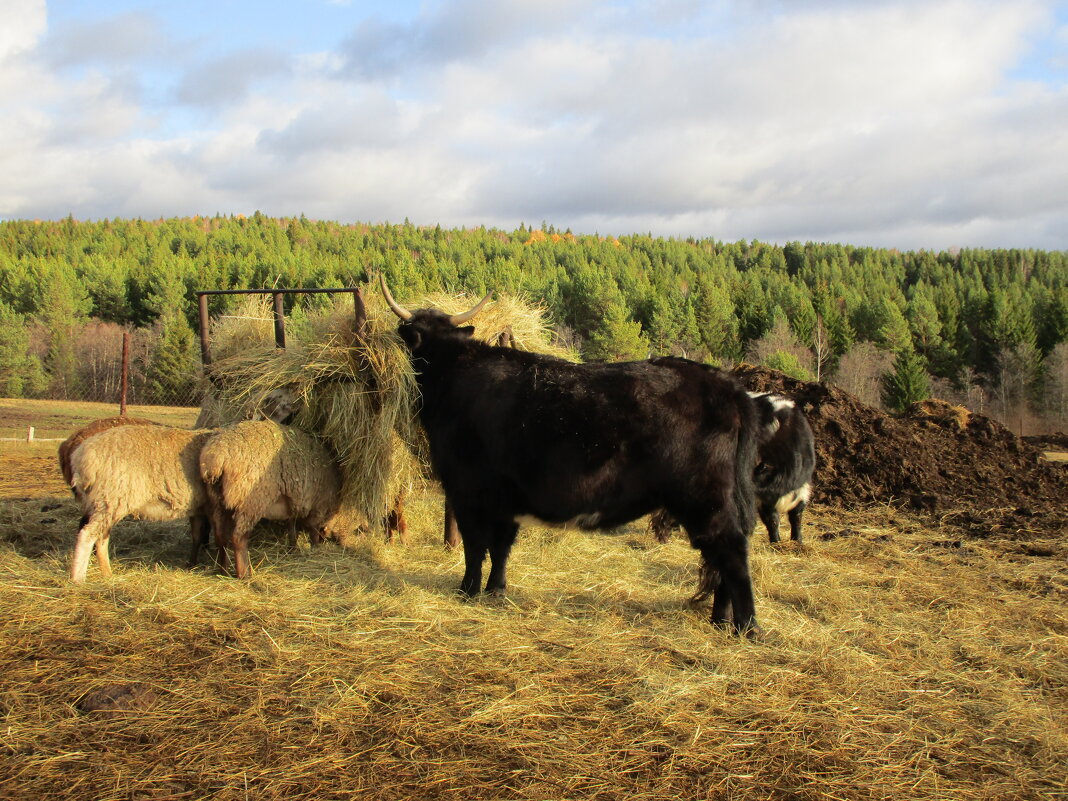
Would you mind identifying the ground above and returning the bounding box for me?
[0,397,1065,800]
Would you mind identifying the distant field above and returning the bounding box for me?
[0,397,199,440]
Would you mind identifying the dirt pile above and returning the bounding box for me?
[733,365,1068,537]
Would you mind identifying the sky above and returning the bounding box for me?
[2,0,1067,251]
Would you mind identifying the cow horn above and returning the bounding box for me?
[448,292,493,325]
[379,275,412,320]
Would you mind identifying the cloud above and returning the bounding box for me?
[174,49,292,108]
[43,11,175,68]
[1,0,1066,251]
[337,0,598,80]
[0,0,46,61]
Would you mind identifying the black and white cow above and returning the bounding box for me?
[381,277,764,635]
[651,390,815,544]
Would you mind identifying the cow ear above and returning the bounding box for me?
[409,330,423,349]
[458,325,476,338]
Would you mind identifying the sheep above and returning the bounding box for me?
[68,426,215,583]
[58,416,161,488]
[199,420,342,579]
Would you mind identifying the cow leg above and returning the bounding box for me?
[484,520,519,595]
[386,493,409,544]
[685,511,759,636]
[712,530,759,636]
[788,500,806,543]
[758,499,781,544]
[459,535,487,596]
[452,505,489,596]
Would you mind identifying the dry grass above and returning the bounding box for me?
[0,398,198,440]
[1,474,1065,800]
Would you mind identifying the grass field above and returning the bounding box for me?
[0,398,199,440]
[0,399,1065,800]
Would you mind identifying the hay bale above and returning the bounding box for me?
[198,284,569,538]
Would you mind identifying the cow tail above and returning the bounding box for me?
[732,392,759,539]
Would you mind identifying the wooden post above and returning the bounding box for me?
[273,292,286,349]
[119,331,130,416]
[353,287,367,337]
[27,426,34,442]
[197,293,212,368]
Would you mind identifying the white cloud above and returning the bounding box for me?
[0,0,46,61]
[1,0,1066,250]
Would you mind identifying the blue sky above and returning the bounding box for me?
[3,0,1068,250]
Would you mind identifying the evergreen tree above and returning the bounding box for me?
[0,302,46,397]
[873,297,912,352]
[882,349,930,412]
[38,267,91,399]
[584,299,648,362]
[693,277,740,362]
[143,310,199,405]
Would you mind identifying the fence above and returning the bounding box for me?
[13,288,367,411]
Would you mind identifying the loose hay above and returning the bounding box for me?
[1,489,1065,801]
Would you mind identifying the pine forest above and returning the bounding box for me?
[1,214,1066,433]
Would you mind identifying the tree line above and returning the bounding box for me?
[1,214,1066,431]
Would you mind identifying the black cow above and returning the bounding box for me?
[381,277,764,635]
[651,390,816,544]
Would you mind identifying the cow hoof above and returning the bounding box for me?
[739,624,764,641]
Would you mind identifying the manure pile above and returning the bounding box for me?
[734,365,1068,538]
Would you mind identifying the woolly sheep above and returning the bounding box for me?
[58,416,161,487]
[199,420,342,579]
[68,426,215,583]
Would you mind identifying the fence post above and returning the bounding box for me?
[27,426,34,442]
[273,292,286,349]
[353,287,367,336]
[119,331,130,416]
[198,293,212,368]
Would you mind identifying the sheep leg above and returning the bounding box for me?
[95,534,113,578]
[69,515,112,583]
[286,518,299,550]
[208,503,233,575]
[188,514,209,567]
[231,516,254,579]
